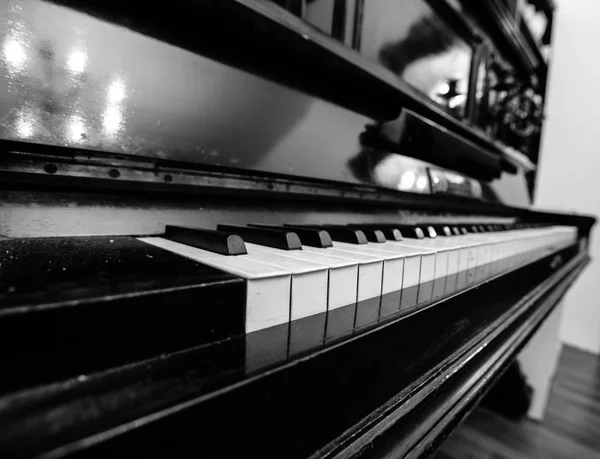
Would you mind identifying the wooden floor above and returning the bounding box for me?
[435,345,600,459]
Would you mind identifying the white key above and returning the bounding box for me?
[241,242,332,356]
[245,243,359,313]
[232,247,328,323]
[138,237,290,333]
[389,239,457,300]
[330,242,406,323]
[303,246,383,334]
[372,241,437,306]
[333,241,426,311]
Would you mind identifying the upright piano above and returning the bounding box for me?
[0,0,595,457]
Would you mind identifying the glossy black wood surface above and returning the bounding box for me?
[0,0,517,193]
[0,244,585,458]
[0,0,554,208]
[362,109,509,181]
[0,236,245,395]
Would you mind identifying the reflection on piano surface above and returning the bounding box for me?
[0,0,595,458]
[361,0,471,116]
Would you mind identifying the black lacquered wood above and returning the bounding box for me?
[217,224,301,250]
[248,224,333,248]
[0,236,245,394]
[288,224,368,245]
[365,110,506,181]
[165,225,247,255]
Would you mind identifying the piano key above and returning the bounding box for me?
[426,224,452,237]
[375,242,436,307]
[425,226,438,238]
[302,246,384,333]
[348,224,403,241]
[240,244,356,355]
[249,224,333,248]
[217,224,301,250]
[387,224,426,239]
[312,242,398,326]
[386,238,453,301]
[347,226,387,243]
[288,224,368,244]
[244,242,359,344]
[139,237,291,333]
[343,232,437,306]
[164,225,247,255]
[231,247,329,323]
[408,230,490,291]
[245,243,358,312]
[333,241,424,313]
[382,228,404,241]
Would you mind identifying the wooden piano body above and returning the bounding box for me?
[0,0,595,457]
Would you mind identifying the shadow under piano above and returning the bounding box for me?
[0,0,594,457]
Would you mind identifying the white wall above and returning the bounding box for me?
[535,0,600,354]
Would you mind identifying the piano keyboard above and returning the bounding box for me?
[139,223,577,344]
[0,221,577,390]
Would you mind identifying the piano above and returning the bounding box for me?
[0,0,594,457]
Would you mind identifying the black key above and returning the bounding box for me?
[424,226,437,238]
[451,227,462,236]
[288,225,367,244]
[346,225,386,243]
[381,228,403,241]
[460,227,469,235]
[0,236,245,395]
[165,225,247,255]
[218,225,301,250]
[425,224,451,237]
[386,224,425,239]
[352,224,404,241]
[248,224,332,248]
